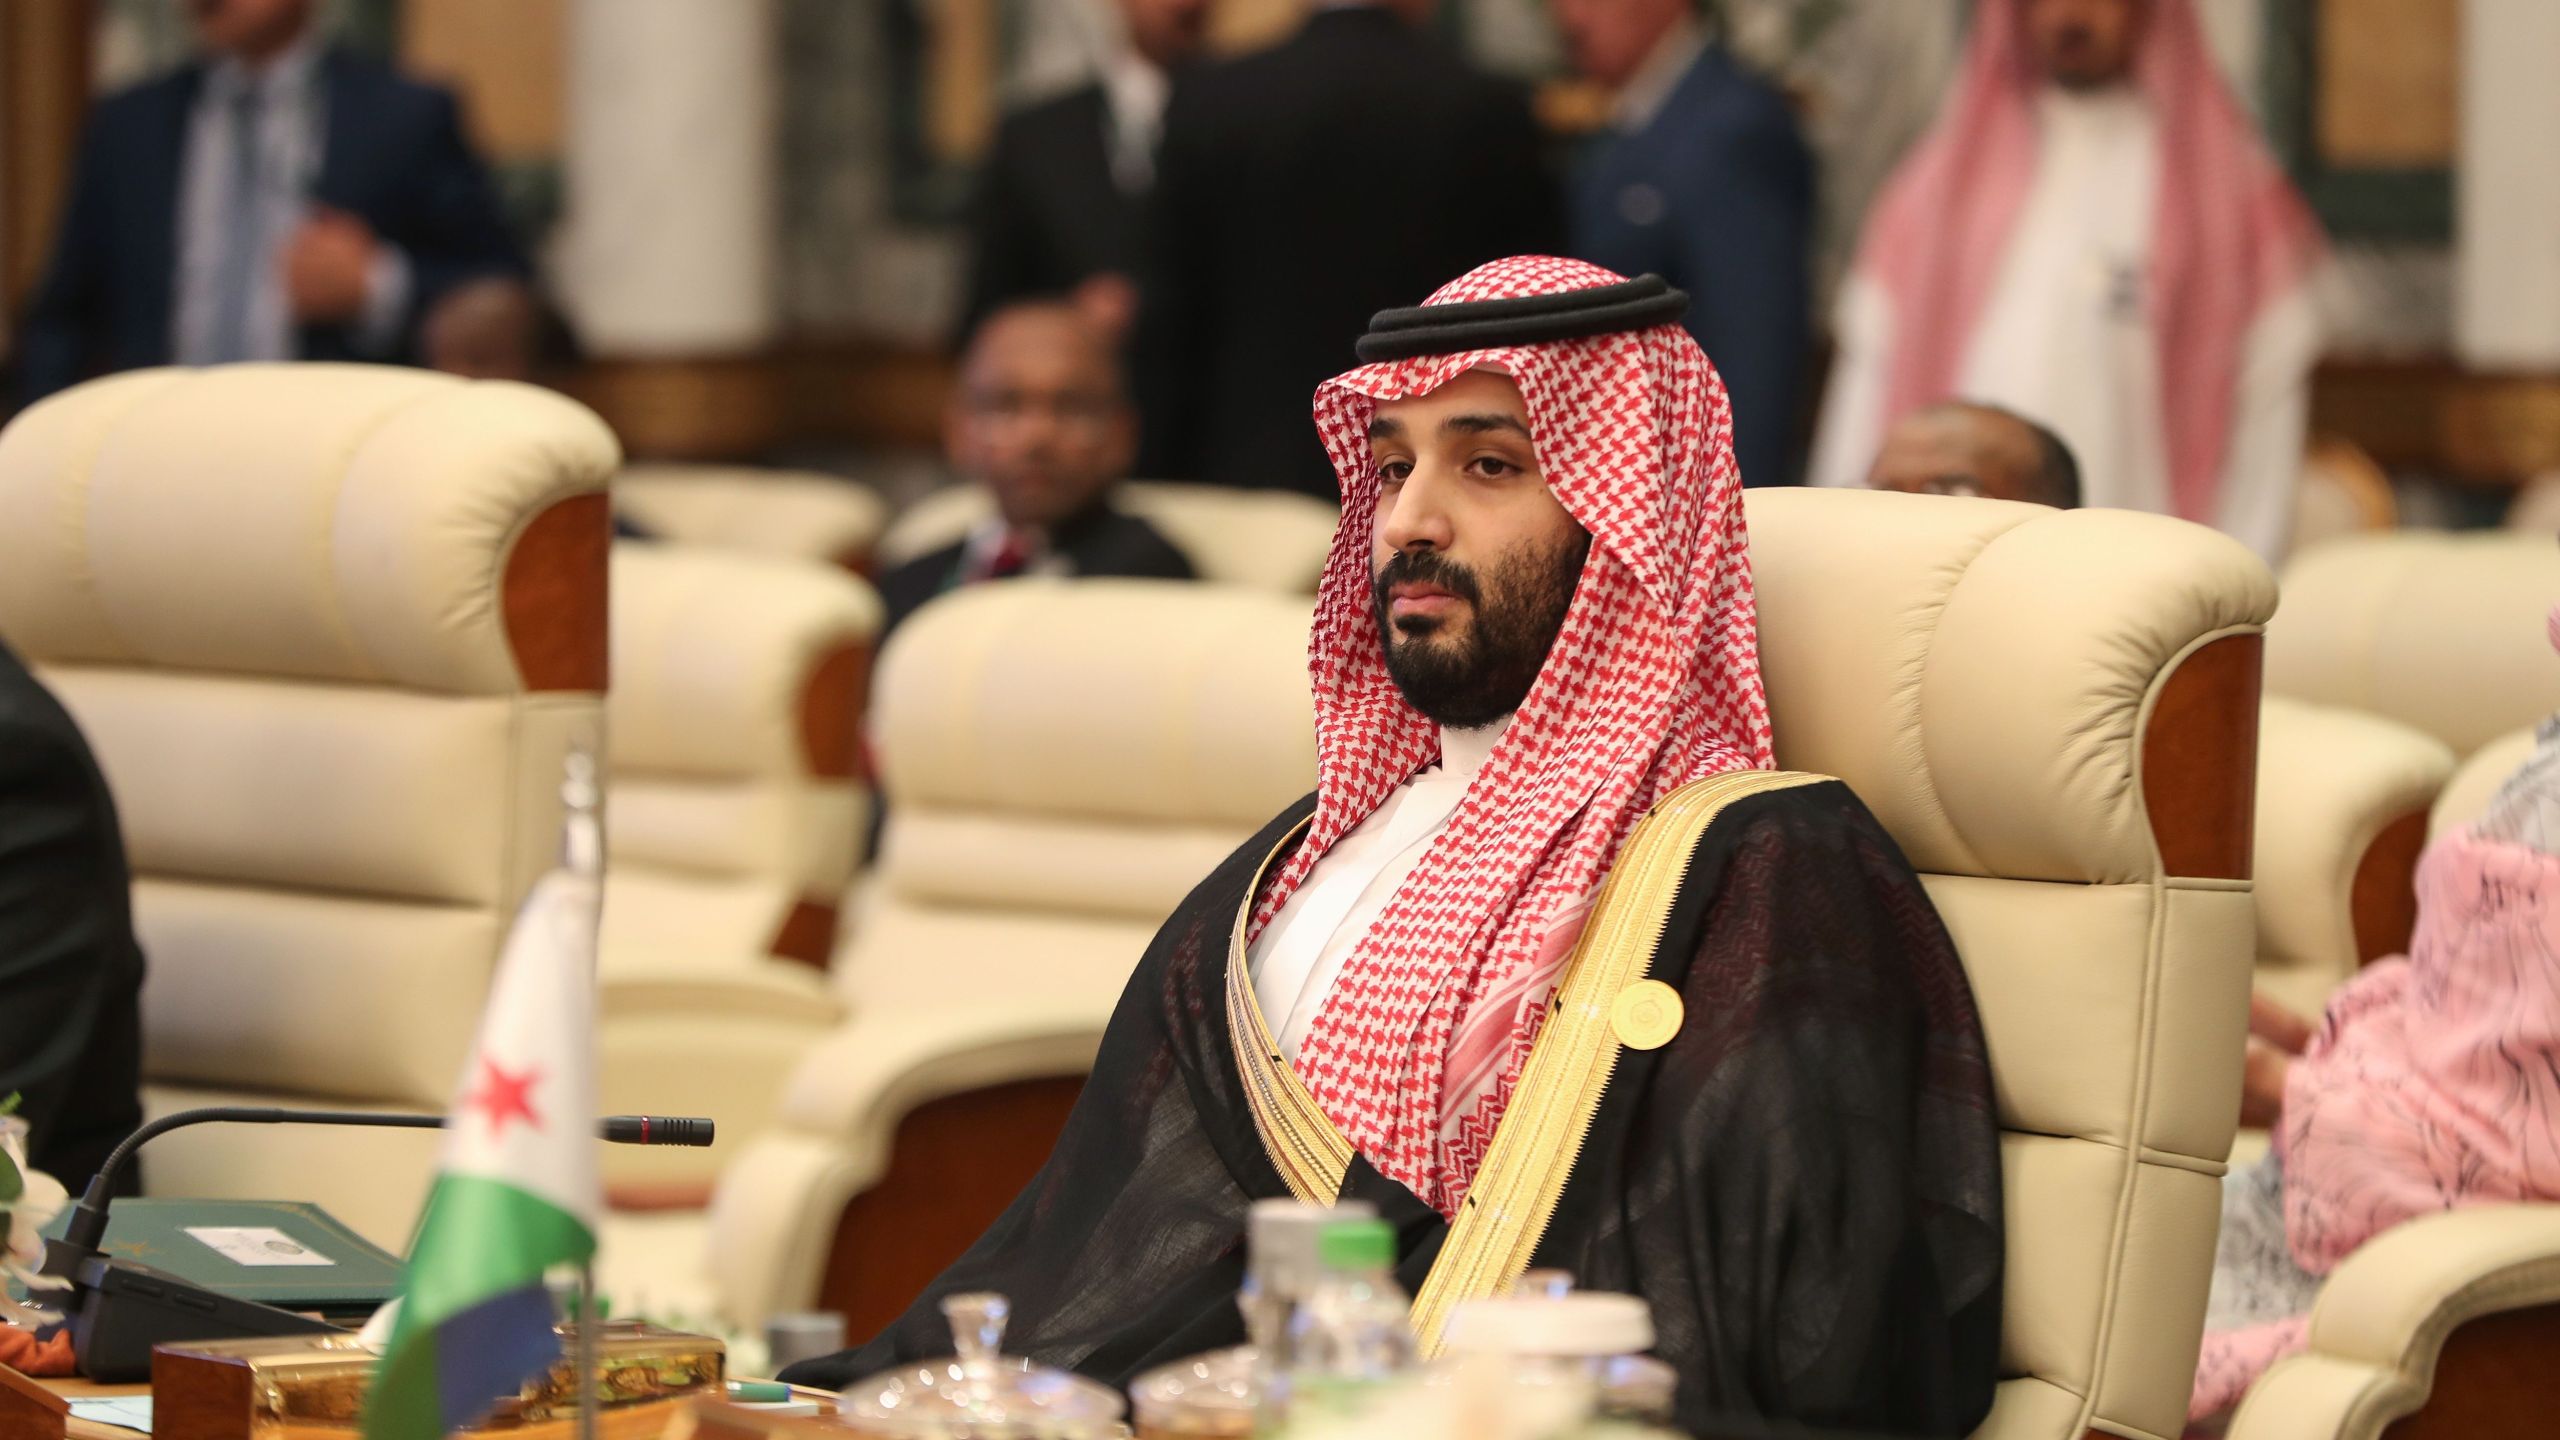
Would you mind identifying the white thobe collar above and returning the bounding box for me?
[2033,82,2150,140]
[1434,714,1512,785]
[1612,15,1711,134]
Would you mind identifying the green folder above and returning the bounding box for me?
[44,1198,403,1315]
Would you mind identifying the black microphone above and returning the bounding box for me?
[47,1105,716,1381]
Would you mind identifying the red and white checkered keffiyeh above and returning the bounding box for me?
[1855,0,2322,525]
[1253,255,1774,1216]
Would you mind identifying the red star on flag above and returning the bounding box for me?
[464,1057,543,1139]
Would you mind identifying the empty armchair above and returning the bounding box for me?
[597,542,882,1207]
[614,464,889,573]
[708,579,1315,1334]
[604,541,878,969]
[2266,532,2560,758]
[0,365,614,1247]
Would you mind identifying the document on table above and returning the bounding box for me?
[68,1396,155,1434]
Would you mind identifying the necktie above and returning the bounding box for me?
[981,534,1031,580]
[207,84,265,364]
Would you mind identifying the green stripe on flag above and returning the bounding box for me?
[364,1173,595,1440]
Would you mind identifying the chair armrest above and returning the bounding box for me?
[773,1003,1106,1181]
[2229,1205,2560,1440]
[2252,699,2452,1019]
[702,1004,1108,1329]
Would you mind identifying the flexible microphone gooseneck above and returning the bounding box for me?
[61,1106,717,1255]
[48,1105,716,1381]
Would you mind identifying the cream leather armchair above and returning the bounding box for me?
[2251,699,2454,1020]
[878,481,1339,593]
[2266,532,2560,757]
[0,365,615,1248]
[707,579,1314,1335]
[2224,1206,2560,1440]
[717,492,2270,1440]
[598,542,881,1206]
[615,464,890,573]
[1748,488,2273,1440]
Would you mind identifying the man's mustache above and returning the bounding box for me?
[1373,550,1485,615]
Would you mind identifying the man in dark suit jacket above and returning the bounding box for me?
[960,0,1209,342]
[878,302,1194,635]
[1134,0,1564,498]
[0,641,145,1194]
[1557,0,1813,488]
[15,0,526,404]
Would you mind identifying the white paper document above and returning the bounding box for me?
[183,1225,335,1267]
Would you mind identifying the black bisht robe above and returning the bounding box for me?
[782,777,2004,1437]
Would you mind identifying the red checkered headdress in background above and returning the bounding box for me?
[1256,255,1774,1216]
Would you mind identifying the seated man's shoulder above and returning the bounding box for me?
[997,83,1104,141]
[323,49,467,126]
[1664,770,1925,885]
[83,65,197,136]
[873,541,967,632]
[1067,504,1197,582]
[1663,50,1808,153]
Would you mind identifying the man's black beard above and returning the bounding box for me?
[1372,531,1591,729]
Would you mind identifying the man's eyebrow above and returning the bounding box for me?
[1368,416,1404,440]
[1443,413,1532,439]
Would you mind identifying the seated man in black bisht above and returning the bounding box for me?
[875,300,1194,635]
[785,258,2004,1436]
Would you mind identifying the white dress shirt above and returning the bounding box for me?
[1248,715,1511,1059]
[173,32,410,365]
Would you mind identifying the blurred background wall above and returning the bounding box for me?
[1,0,2551,505]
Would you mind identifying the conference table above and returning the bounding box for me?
[4,1362,837,1440]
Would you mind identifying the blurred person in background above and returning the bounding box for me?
[0,641,144,1195]
[2189,608,2560,1426]
[1864,400,2082,508]
[877,301,1194,635]
[1133,0,1563,498]
[961,0,1211,346]
[420,276,580,385]
[1555,0,1813,489]
[15,0,526,404]
[1807,0,2323,562]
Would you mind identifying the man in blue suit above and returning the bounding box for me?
[1557,0,1813,488]
[15,0,526,404]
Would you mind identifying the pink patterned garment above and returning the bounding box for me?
[1258,256,1775,1218]
[1852,0,2321,525]
[2189,776,2560,1420]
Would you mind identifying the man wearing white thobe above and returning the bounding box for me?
[1808,0,2324,563]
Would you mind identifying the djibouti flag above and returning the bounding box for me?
[363,848,601,1440]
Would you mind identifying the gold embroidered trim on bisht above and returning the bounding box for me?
[1227,817,1356,1204]
[1407,769,1829,1354]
